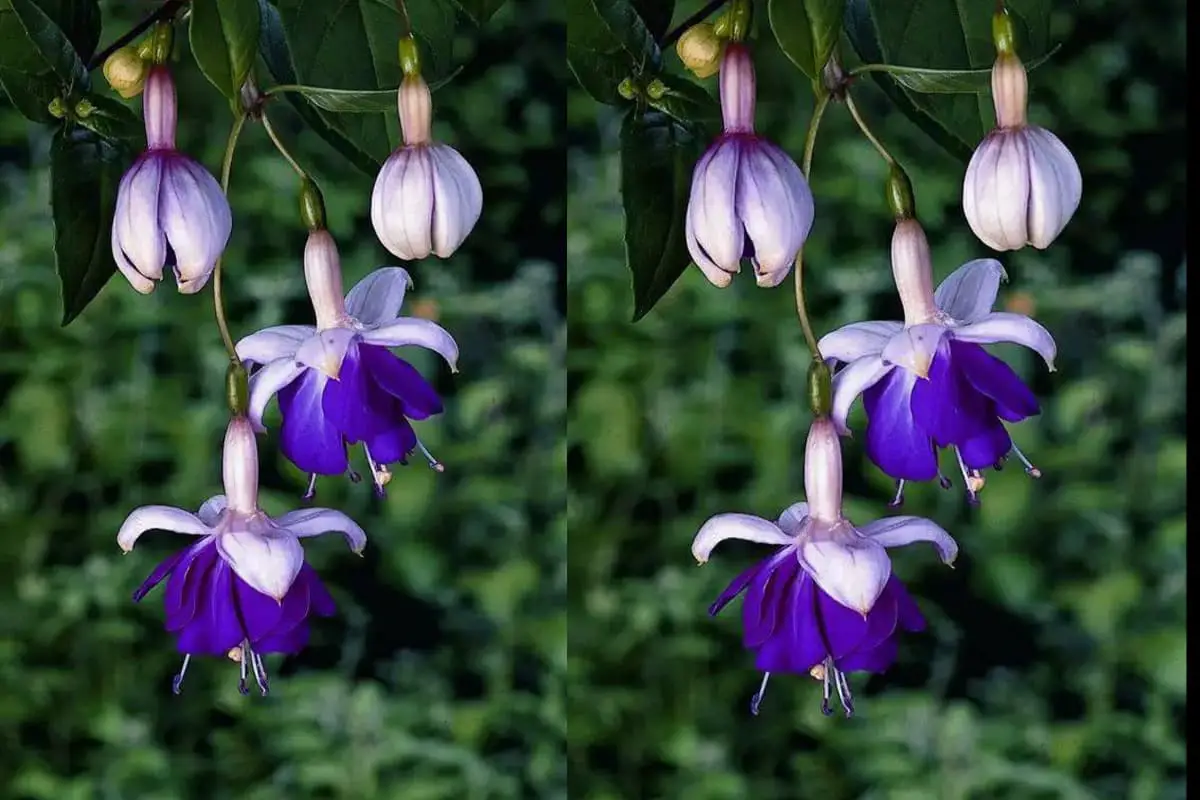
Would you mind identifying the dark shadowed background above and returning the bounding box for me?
[0,1,565,797]
[567,0,1185,798]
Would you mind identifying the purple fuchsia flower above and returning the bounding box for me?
[685,42,814,289]
[692,418,957,717]
[237,230,458,497]
[371,72,483,260]
[117,416,366,695]
[111,65,232,295]
[820,219,1057,505]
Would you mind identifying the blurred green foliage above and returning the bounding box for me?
[0,1,565,798]
[567,1,1185,798]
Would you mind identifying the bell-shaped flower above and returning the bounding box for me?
[821,220,1056,504]
[371,74,482,260]
[117,416,366,695]
[962,52,1082,251]
[685,42,814,289]
[236,231,457,497]
[111,65,232,294]
[692,418,957,717]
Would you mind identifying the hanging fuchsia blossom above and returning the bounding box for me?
[118,416,366,695]
[237,231,457,497]
[685,42,814,289]
[111,65,232,294]
[692,418,957,716]
[821,220,1056,504]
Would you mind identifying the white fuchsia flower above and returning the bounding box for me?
[111,65,232,294]
[118,416,366,695]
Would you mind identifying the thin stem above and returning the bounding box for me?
[792,94,831,360]
[212,114,248,362]
[87,0,187,71]
[395,0,413,37]
[844,92,896,166]
[261,113,308,179]
[661,0,730,48]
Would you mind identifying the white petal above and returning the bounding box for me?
[345,267,414,327]
[1024,127,1082,250]
[880,322,947,378]
[687,140,742,274]
[294,327,357,379]
[162,158,231,294]
[115,156,166,278]
[830,356,894,435]
[360,318,459,372]
[247,357,304,432]
[776,502,810,536]
[274,507,367,553]
[198,495,228,526]
[799,527,892,615]
[117,505,212,552]
[819,320,901,364]
[371,148,434,261]
[112,209,156,294]
[217,528,304,600]
[935,259,1007,323]
[686,206,733,288]
[963,131,1029,252]
[236,325,314,365]
[690,513,792,563]
[859,515,958,566]
[952,312,1057,371]
[429,144,483,258]
[737,141,810,285]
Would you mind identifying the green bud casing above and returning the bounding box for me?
[299,178,327,231]
[226,361,250,416]
[885,164,915,221]
[398,37,422,77]
[807,358,832,418]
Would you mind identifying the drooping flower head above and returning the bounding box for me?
[962,11,1082,252]
[118,415,366,694]
[685,42,814,289]
[370,49,483,261]
[821,219,1056,504]
[237,230,458,497]
[692,418,957,716]
[111,65,232,295]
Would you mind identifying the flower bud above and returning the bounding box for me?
[103,44,148,99]
[222,416,260,514]
[304,230,349,330]
[890,218,937,326]
[676,22,723,79]
[803,418,843,523]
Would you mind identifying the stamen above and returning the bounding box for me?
[302,473,318,502]
[251,653,270,696]
[362,445,389,498]
[833,665,855,718]
[993,455,1008,471]
[415,437,445,472]
[888,480,906,509]
[954,448,984,506]
[171,655,191,695]
[750,672,770,716]
[820,658,834,716]
[237,641,250,695]
[347,469,362,484]
[938,471,953,490]
[1009,442,1042,478]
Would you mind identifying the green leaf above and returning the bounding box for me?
[189,0,262,100]
[448,0,507,24]
[0,0,87,88]
[854,44,1060,93]
[620,108,704,321]
[269,69,463,113]
[75,93,142,140]
[843,0,1055,159]
[566,42,630,106]
[769,0,846,80]
[50,127,129,325]
[0,64,59,121]
[256,0,381,176]
[630,0,673,42]
[590,0,659,68]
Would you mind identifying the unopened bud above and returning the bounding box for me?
[885,164,915,220]
[226,361,249,417]
[992,10,1017,57]
[676,23,723,79]
[103,44,149,99]
[74,98,96,119]
[645,78,666,101]
[47,96,68,119]
[299,178,326,232]
[807,358,832,418]
[398,36,421,77]
[617,77,637,100]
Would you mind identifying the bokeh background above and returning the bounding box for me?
[567,1,1185,798]
[0,1,565,797]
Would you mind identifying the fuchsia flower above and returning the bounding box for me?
[117,416,366,695]
[821,220,1056,504]
[111,65,232,294]
[685,43,814,289]
[237,231,457,497]
[692,418,957,716]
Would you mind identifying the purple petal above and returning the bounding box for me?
[256,620,312,655]
[835,635,898,674]
[742,552,798,648]
[133,546,192,602]
[233,574,286,641]
[362,418,418,465]
[321,343,390,444]
[815,586,871,659]
[950,340,1040,421]
[910,338,994,446]
[163,541,218,630]
[175,561,242,655]
[957,419,1013,469]
[891,577,926,632]
[708,560,764,617]
[279,370,349,475]
[863,368,939,481]
[852,582,899,655]
[359,344,443,419]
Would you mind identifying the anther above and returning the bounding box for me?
[347,469,362,483]
[415,437,445,472]
[820,658,834,716]
[251,652,270,696]
[302,473,318,502]
[1010,442,1042,478]
[237,642,251,695]
[888,480,906,509]
[938,472,953,490]
[171,655,191,695]
[954,448,984,505]
[750,672,770,716]
[833,666,855,718]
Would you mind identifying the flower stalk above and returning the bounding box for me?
[212,113,248,364]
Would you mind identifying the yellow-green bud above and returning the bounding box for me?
[617,77,637,100]
[103,44,149,99]
[47,96,68,119]
[675,22,723,79]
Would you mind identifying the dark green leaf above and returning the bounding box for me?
[645,73,717,130]
[50,127,129,325]
[566,42,630,106]
[855,44,1059,93]
[590,0,659,68]
[844,0,1054,159]
[0,0,87,88]
[270,68,463,113]
[630,0,673,42]
[449,0,507,24]
[0,64,58,121]
[620,108,704,321]
[189,0,261,99]
[38,0,100,61]
[75,93,142,140]
[769,0,846,80]
[256,0,381,176]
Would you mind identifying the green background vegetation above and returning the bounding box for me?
[567,0,1185,798]
[0,1,564,797]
